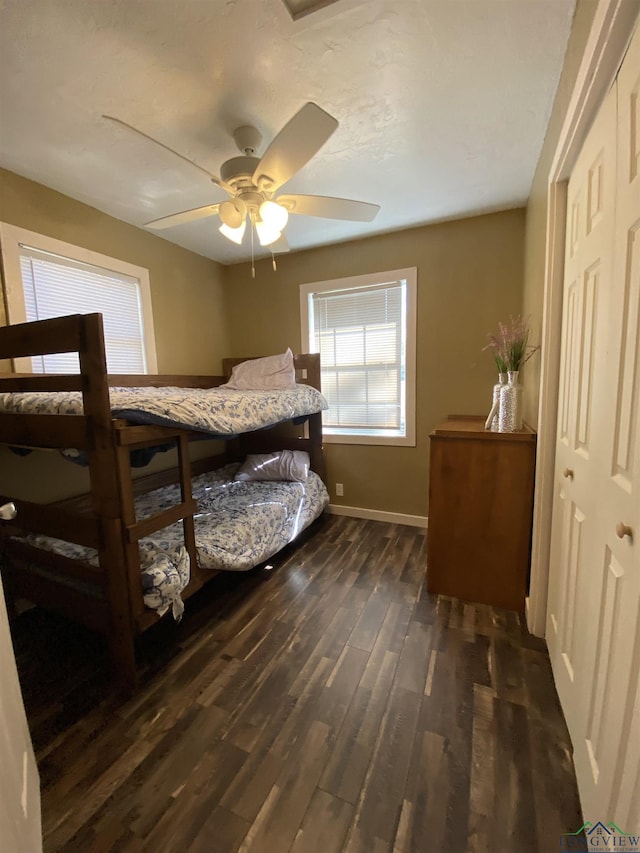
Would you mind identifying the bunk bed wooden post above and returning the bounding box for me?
[113,439,147,628]
[79,314,137,688]
[297,353,325,479]
[307,412,325,482]
[176,434,198,569]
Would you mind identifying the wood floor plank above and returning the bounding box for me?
[237,721,332,852]
[467,684,498,853]
[347,593,390,652]
[376,532,426,605]
[320,650,398,804]
[184,806,250,853]
[493,699,539,852]
[358,601,411,690]
[44,702,216,849]
[344,686,422,847]
[290,789,353,853]
[394,619,432,694]
[211,621,298,715]
[10,517,584,853]
[491,633,528,706]
[254,656,334,762]
[399,531,427,585]
[284,605,365,702]
[528,715,583,850]
[397,729,449,852]
[140,738,248,850]
[316,645,370,731]
[220,747,287,824]
[60,702,230,849]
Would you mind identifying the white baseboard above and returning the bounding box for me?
[326,503,428,528]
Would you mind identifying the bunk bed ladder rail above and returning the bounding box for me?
[74,314,141,686]
[113,426,199,631]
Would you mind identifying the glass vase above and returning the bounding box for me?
[498,370,523,432]
[484,372,507,431]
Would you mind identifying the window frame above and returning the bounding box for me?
[0,222,157,374]
[300,267,417,447]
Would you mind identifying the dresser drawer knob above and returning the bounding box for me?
[563,468,574,479]
[616,522,633,541]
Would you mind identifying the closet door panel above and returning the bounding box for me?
[553,22,640,823]
[613,668,640,828]
[547,86,617,741]
[574,23,640,822]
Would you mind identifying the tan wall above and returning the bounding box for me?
[223,208,526,517]
[0,173,524,514]
[0,168,229,501]
[0,168,229,373]
[522,0,598,427]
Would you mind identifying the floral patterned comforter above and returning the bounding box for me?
[0,385,328,436]
[21,464,329,619]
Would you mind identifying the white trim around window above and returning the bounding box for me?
[300,267,417,447]
[0,222,157,374]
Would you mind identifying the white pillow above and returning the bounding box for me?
[234,450,310,482]
[223,349,296,390]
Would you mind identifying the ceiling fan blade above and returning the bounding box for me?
[253,103,338,192]
[145,203,220,230]
[276,194,380,222]
[102,114,227,189]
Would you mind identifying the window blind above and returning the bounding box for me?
[310,281,405,433]
[19,245,147,374]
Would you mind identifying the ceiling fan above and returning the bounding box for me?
[103,103,380,255]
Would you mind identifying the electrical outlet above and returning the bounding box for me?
[335,483,344,496]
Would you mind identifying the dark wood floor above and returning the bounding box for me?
[11,515,583,852]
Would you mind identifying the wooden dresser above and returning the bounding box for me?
[427,416,536,611]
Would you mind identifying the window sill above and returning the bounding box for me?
[323,432,416,447]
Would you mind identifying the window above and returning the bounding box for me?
[0,223,157,374]
[300,268,416,446]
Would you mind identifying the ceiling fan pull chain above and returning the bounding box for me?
[271,250,277,272]
[251,217,256,279]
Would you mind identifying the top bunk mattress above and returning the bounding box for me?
[0,384,328,436]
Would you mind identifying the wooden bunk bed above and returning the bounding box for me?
[0,313,326,687]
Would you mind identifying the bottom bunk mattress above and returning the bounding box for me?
[16,463,329,618]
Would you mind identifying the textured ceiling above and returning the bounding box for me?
[0,0,576,265]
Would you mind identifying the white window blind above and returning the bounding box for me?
[310,280,406,435]
[19,245,147,374]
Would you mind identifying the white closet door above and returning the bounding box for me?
[547,84,616,741]
[574,23,640,824]
[547,22,640,824]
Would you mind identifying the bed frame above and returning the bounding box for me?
[0,313,324,687]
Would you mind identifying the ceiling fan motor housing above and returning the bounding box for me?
[220,155,261,187]
[233,125,263,156]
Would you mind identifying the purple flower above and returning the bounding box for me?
[484,315,538,372]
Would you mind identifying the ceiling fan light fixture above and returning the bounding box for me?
[255,218,281,246]
[259,200,288,232]
[108,103,379,266]
[219,198,247,228]
[219,220,246,244]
